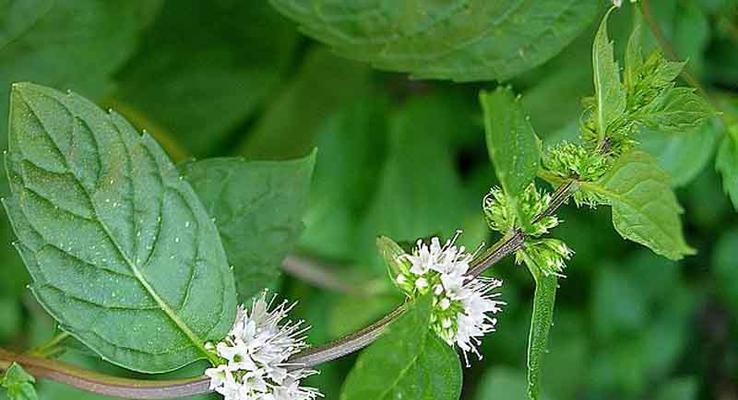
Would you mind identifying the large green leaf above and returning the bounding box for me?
[592,8,626,142]
[114,0,297,156]
[480,87,541,199]
[640,121,720,187]
[183,153,315,302]
[582,151,694,260]
[269,0,597,82]
[4,83,236,373]
[340,294,462,400]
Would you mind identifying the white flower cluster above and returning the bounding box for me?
[395,233,504,366]
[205,292,321,400]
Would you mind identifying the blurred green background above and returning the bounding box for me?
[1,0,737,399]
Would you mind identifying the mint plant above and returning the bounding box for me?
[1,2,735,400]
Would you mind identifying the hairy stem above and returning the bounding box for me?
[0,182,578,398]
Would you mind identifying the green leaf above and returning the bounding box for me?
[360,96,468,265]
[299,98,387,261]
[582,151,694,260]
[639,120,720,187]
[239,48,372,159]
[340,294,462,400]
[624,19,644,94]
[592,8,626,142]
[377,235,408,287]
[269,0,597,82]
[1,363,37,400]
[183,152,315,302]
[114,0,297,156]
[523,263,558,400]
[0,0,159,303]
[4,83,236,373]
[635,88,712,132]
[0,0,160,144]
[480,87,541,198]
[716,128,738,210]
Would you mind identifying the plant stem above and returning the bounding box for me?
[281,255,369,295]
[26,332,71,358]
[0,181,579,399]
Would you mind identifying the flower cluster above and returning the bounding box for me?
[391,233,504,366]
[204,292,321,400]
[483,185,559,236]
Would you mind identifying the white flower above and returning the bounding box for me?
[204,292,322,400]
[397,232,505,366]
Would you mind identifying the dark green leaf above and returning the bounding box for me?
[1,363,37,400]
[716,128,738,210]
[4,83,236,373]
[713,229,738,308]
[269,0,597,82]
[239,48,372,159]
[0,0,159,144]
[114,0,297,156]
[340,294,462,400]
[360,96,468,265]
[183,153,315,302]
[582,151,694,260]
[299,98,387,261]
[592,8,626,142]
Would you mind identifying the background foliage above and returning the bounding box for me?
[1,0,737,399]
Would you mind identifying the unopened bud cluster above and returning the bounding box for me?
[515,238,574,278]
[483,185,558,236]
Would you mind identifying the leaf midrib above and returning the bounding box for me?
[17,89,214,361]
[375,326,431,399]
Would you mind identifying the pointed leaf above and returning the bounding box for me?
[183,153,315,302]
[521,258,558,400]
[3,83,236,373]
[581,151,694,260]
[480,87,541,198]
[592,9,626,141]
[636,88,712,132]
[340,294,462,400]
